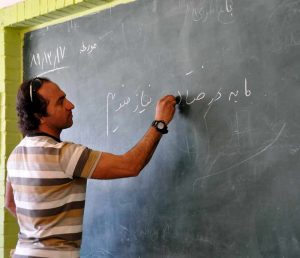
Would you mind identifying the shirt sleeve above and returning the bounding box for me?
[59,142,102,179]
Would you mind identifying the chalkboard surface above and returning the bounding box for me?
[23,0,300,257]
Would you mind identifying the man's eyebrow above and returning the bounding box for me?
[56,94,66,104]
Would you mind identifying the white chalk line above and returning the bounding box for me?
[193,122,286,188]
[37,66,69,77]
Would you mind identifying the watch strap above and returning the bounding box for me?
[151,120,168,134]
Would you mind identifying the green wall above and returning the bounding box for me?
[0,0,132,256]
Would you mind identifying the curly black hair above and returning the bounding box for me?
[16,77,51,135]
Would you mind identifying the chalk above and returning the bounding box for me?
[175,95,189,116]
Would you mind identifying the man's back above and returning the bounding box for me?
[7,134,101,258]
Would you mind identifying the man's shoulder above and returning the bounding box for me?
[21,135,68,148]
[8,136,70,158]
[9,135,94,159]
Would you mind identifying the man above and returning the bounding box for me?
[5,77,176,258]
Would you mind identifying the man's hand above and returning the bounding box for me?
[154,95,177,124]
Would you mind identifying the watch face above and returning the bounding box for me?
[157,122,165,129]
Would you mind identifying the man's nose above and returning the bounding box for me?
[66,99,75,110]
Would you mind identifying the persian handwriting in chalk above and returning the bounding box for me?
[208,88,222,106]
[98,31,113,42]
[106,78,252,136]
[80,42,97,54]
[140,91,152,107]
[106,92,116,136]
[67,20,79,32]
[184,0,235,24]
[182,90,206,105]
[30,46,66,70]
[132,90,152,114]
[30,46,69,76]
[244,78,251,97]
[229,90,239,102]
[115,97,131,112]
[106,86,154,135]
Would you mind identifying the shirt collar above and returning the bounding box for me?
[26,132,61,143]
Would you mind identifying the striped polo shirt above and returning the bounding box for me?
[7,134,101,258]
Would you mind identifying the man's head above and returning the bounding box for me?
[17,78,75,136]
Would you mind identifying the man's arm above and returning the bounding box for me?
[91,95,176,179]
[5,180,16,217]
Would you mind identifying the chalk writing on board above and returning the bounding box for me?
[132,89,152,114]
[268,0,300,52]
[106,85,153,136]
[106,78,251,136]
[192,122,286,188]
[106,92,116,136]
[80,42,97,55]
[98,31,114,43]
[67,20,79,32]
[30,46,69,76]
[185,70,194,76]
[37,67,70,77]
[290,145,300,155]
[177,78,251,106]
[233,110,249,147]
[30,46,66,70]
[181,0,235,24]
[115,97,131,112]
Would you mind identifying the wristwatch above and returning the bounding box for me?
[152,120,168,134]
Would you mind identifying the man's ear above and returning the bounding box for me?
[34,113,45,124]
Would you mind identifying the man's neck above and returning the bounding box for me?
[36,126,61,141]
[27,131,61,142]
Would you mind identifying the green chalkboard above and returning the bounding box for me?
[24,0,300,257]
